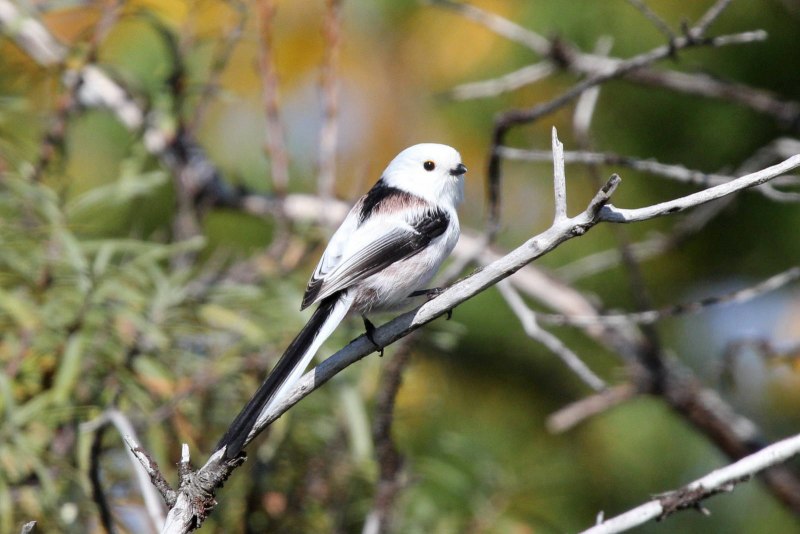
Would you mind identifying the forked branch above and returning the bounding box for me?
[154,130,800,533]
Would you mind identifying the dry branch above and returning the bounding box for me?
[598,155,800,222]
[0,0,65,65]
[497,280,606,392]
[257,0,290,197]
[7,3,800,531]
[500,147,800,202]
[440,0,798,128]
[153,130,800,532]
[318,0,343,204]
[580,432,800,534]
[538,266,800,327]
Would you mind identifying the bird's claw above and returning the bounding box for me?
[409,287,453,319]
[363,317,384,357]
[410,287,444,300]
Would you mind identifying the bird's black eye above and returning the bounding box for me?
[423,160,436,171]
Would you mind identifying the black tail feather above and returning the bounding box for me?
[216,295,340,458]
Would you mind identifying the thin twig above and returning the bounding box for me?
[499,147,800,201]
[116,428,173,524]
[552,127,567,223]
[318,0,343,206]
[573,37,614,140]
[581,432,800,534]
[625,0,675,41]
[89,424,118,534]
[86,0,123,62]
[539,266,800,327]
[187,0,246,134]
[497,280,607,392]
[429,0,550,54]
[447,62,555,100]
[599,155,800,222]
[621,69,800,127]
[546,384,638,433]
[486,27,767,231]
[437,1,799,128]
[0,0,65,65]
[555,200,729,281]
[257,0,290,196]
[81,410,169,531]
[362,337,416,534]
[442,0,766,232]
[692,0,733,38]
[553,137,800,280]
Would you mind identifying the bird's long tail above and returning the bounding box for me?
[217,293,352,457]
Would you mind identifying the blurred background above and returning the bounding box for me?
[2,0,800,532]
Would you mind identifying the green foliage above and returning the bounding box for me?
[0,170,302,532]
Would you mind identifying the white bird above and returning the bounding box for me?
[217,143,467,457]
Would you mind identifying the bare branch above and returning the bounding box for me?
[580,432,800,534]
[187,0,247,134]
[625,0,675,41]
[82,410,169,530]
[19,522,36,534]
[573,37,614,140]
[539,266,800,327]
[257,0,290,196]
[500,147,800,202]
[120,432,175,515]
[692,0,733,38]
[493,28,767,128]
[498,280,607,392]
[437,2,799,128]
[486,24,767,231]
[552,127,567,223]
[599,155,800,222]
[318,0,343,204]
[429,0,550,55]
[89,425,117,534]
[447,62,555,100]
[362,337,416,534]
[552,137,800,280]
[621,69,800,126]
[547,384,638,433]
[0,0,65,66]
[557,201,730,281]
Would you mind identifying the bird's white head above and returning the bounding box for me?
[381,143,466,208]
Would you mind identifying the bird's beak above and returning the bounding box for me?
[450,163,468,176]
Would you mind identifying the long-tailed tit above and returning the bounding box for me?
[217,143,467,457]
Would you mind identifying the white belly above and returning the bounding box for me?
[352,222,459,313]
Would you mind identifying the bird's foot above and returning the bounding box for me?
[363,316,384,357]
[409,287,453,320]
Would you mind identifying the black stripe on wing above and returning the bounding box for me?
[303,208,450,307]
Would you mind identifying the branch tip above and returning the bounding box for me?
[586,174,621,216]
[552,126,568,222]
